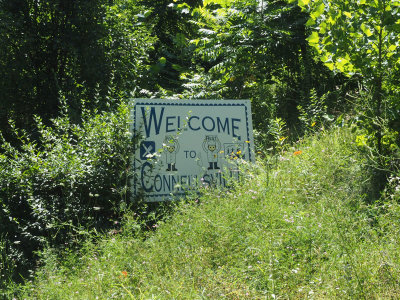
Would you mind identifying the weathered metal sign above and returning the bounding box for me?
[131,99,254,201]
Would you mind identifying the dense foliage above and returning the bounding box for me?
[297,0,400,186]
[0,104,133,286]
[0,0,399,294]
[0,0,154,137]
[16,127,400,299]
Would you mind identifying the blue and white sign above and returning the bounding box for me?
[131,99,254,201]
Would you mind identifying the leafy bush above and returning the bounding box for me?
[0,103,133,285]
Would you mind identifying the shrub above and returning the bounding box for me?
[0,103,133,285]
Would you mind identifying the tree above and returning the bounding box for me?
[184,0,348,132]
[0,0,154,138]
[297,0,400,148]
[139,0,202,93]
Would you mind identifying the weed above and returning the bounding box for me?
[13,126,400,299]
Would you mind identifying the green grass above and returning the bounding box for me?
[16,127,400,299]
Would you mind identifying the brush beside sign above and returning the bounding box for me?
[131,99,254,201]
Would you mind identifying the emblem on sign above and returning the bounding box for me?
[140,141,155,160]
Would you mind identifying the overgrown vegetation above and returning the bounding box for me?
[0,0,399,297]
[0,103,133,287]
[0,0,154,138]
[10,127,400,299]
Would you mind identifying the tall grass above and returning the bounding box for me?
[17,126,400,299]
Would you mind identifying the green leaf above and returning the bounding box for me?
[343,11,352,18]
[336,61,347,73]
[203,0,232,7]
[306,18,316,26]
[319,22,327,34]
[388,44,397,52]
[144,10,151,18]
[307,32,319,45]
[360,23,373,37]
[311,3,325,19]
[298,0,311,7]
[321,54,332,63]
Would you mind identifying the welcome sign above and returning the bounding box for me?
[131,99,254,201]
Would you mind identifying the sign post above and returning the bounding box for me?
[131,99,254,201]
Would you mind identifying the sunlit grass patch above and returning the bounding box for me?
[16,126,400,299]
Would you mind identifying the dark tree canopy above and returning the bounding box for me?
[0,0,153,137]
